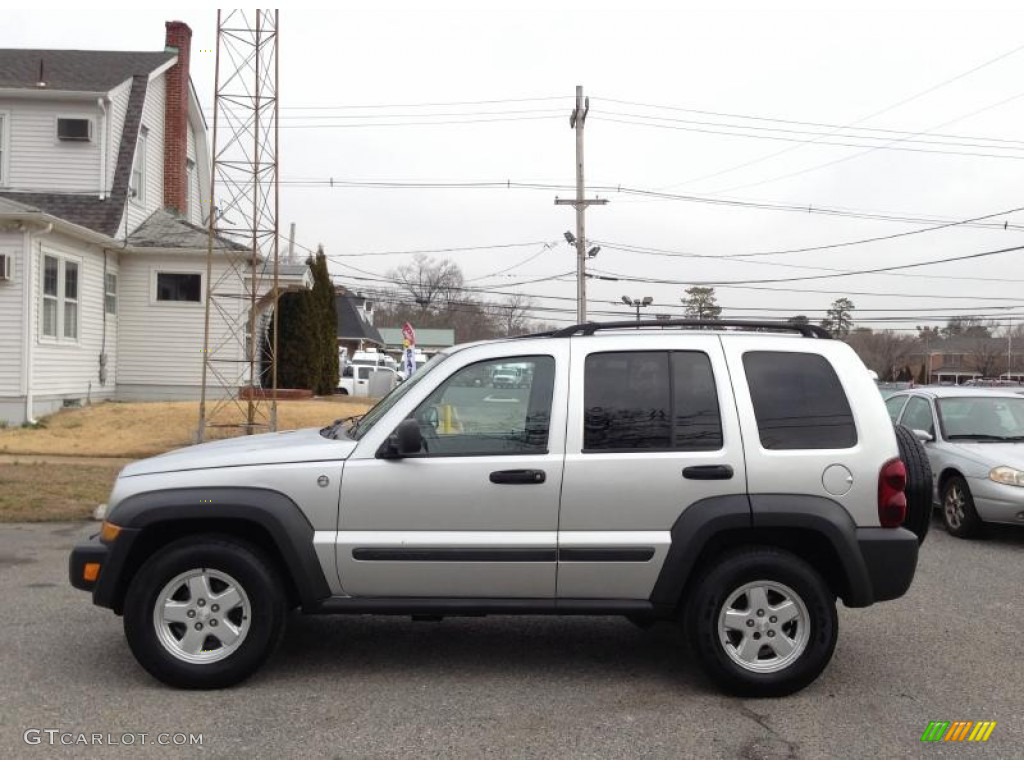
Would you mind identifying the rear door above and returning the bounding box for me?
[557,335,747,599]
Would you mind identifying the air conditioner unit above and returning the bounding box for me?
[0,254,11,281]
[57,117,92,141]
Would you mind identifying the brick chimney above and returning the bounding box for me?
[163,21,192,215]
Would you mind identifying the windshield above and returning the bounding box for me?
[345,353,448,440]
[936,397,1024,441]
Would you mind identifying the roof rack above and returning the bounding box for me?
[524,319,832,339]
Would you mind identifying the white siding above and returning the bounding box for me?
[30,230,117,401]
[117,253,245,388]
[0,230,25,396]
[105,78,132,194]
[123,73,165,235]
[186,120,200,225]
[0,98,103,193]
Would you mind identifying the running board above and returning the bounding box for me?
[304,597,656,617]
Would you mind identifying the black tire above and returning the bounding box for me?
[894,424,933,544]
[685,546,838,697]
[941,475,983,539]
[123,536,287,689]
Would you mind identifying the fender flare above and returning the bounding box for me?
[101,487,331,609]
[649,494,878,609]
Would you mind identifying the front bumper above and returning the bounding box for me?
[856,527,919,603]
[68,527,140,610]
[970,477,1024,525]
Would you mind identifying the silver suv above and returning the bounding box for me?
[70,321,925,696]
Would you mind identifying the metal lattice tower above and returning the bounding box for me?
[198,9,280,441]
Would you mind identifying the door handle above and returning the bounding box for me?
[490,469,546,484]
[682,464,734,480]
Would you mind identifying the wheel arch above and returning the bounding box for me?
[99,487,331,613]
[650,494,877,613]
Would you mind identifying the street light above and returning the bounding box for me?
[621,295,653,321]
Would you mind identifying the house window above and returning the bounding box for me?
[42,256,59,337]
[63,261,78,339]
[105,272,117,315]
[130,127,148,205]
[0,112,8,186]
[156,272,201,303]
[41,253,79,341]
[186,158,196,217]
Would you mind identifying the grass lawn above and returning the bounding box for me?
[0,462,123,522]
[0,398,374,458]
[0,398,375,522]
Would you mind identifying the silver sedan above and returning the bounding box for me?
[885,387,1024,538]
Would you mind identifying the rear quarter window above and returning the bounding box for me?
[743,351,857,450]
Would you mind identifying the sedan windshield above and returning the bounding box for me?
[936,397,1024,441]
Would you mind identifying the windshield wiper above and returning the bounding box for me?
[320,414,362,440]
[946,433,1017,442]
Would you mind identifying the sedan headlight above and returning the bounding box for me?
[988,466,1024,486]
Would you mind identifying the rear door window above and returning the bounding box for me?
[899,397,935,435]
[584,351,723,451]
[885,395,908,424]
[743,351,857,450]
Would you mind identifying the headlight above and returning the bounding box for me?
[988,466,1024,486]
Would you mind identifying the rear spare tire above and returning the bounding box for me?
[894,423,932,544]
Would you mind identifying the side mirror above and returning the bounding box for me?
[912,429,934,443]
[382,418,423,458]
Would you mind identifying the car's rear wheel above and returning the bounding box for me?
[123,536,287,689]
[685,546,837,697]
[894,423,933,544]
[942,475,983,539]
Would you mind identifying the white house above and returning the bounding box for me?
[0,21,303,423]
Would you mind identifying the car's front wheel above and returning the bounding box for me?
[685,546,838,697]
[123,536,287,689]
[942,475,982,538]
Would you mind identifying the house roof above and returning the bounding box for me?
[0,72,150,236]
[335,295,383,344]
[379,327,455,348]
[127,208,247,251]
[0,49,174,91]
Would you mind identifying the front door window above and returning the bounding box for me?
[407,356,555,456]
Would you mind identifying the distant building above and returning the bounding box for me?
[335,290,383,361]
[378,327,455,357]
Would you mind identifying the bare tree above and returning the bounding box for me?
[495,293,533,337]
[387,254,465,308]
[847,330,921,380]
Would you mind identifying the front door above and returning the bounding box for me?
[336,350,566,598]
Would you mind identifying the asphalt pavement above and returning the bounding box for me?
[1,517,1021,759]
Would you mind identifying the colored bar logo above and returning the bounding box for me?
[921,721,996,742]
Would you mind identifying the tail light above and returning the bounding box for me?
[878,458,907,527]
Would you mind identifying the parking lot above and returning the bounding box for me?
[0,517,1020,759]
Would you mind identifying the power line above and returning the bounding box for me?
[246,95,569,110]
[594,113,1024,161]
[586,242,1024,287]
[278,114,564,129]
[592,203,1024,262]
[328,241,553,258]
[594,96,1024,149]
[272,176,1024,232]
[646,39,1024,191]
[709,88,1024,195]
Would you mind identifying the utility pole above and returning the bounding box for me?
[555,85,607,323]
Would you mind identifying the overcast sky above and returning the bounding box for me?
[8,0,1024,331]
